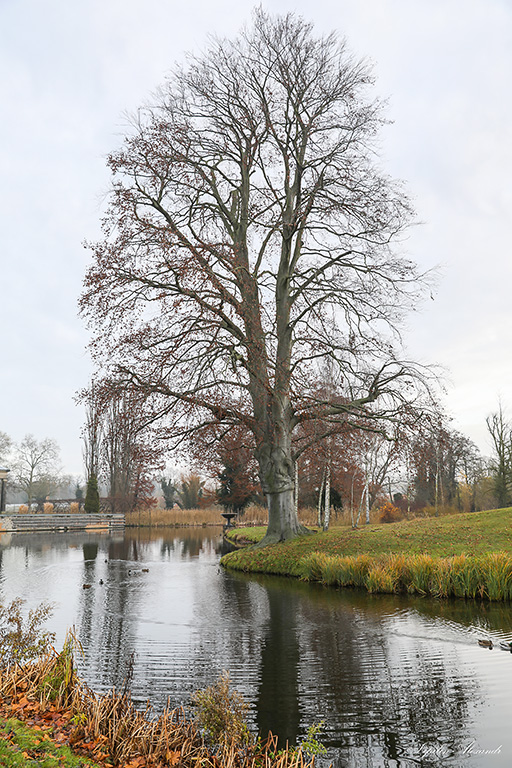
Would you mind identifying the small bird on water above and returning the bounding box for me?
[478,639,493,649]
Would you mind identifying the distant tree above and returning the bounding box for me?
[217,456,258,516]
[0,431,12,465]
[161,476,178,509]
[81,382,103,484]
[80,381,165,514]
[187,424,260,515]
[409,422,480,513]
[12,435,62,508]
[81,9,434,544]
[84,474,100,513]
[75,482,84,501]
[180,473,205,509]
[486,405,512,507]
[102,390,164,513]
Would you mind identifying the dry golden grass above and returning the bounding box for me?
[126,506,225,527]
[127,504,320,529]
[0,653,316,768]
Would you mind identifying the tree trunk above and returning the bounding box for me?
[256,445,309,547]
[317,470,326,527]
[323,463,331,532]
[294,460,299,517]
[261,487,307,545]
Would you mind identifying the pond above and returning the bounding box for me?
[0,527,511,767]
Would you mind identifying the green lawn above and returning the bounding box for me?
[0,718,101,768]
[223,507,512,578]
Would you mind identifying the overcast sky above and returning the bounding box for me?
[1,0,511,476]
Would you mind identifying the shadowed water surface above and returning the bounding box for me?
[0,527,511,767]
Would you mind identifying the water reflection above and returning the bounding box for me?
[0,529,511,766]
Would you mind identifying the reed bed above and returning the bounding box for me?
[300,551,512,601]
[126,505,319,529]
[126,506,225,527]
[0,651,317,768]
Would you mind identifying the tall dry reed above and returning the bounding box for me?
[127,504,320,529]
[0,653,317,768]
[301,551,512,601]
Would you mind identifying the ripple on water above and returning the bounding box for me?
[2,531,512,766]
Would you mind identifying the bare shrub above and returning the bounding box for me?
[192,671,252,749]
[0,598,55,668]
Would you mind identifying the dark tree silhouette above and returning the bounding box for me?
[84,473,100,514]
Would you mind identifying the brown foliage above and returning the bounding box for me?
[378,501,404,524]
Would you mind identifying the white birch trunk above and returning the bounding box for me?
[323,463,331,531]
[294,460,299,517]
[317,470,326,527]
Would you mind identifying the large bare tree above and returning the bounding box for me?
[81,10,432,544]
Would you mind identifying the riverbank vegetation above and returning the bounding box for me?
[222,507,512,601]
[0,602,318,768]
[0,657,318,768]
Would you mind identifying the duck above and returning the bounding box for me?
[142,568,149,573]
[499,640,512,652]
[82,583,92,589]
[478,638,493,649]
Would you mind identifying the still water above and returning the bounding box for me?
[1,527,512,767]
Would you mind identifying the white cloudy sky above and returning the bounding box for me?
[1,0,511,476]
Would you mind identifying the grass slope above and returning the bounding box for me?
[222,508,512,600]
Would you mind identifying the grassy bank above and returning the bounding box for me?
[0,716,101,767]
[222,507,512,600]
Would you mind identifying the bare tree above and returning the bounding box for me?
[486,404,512,507]
[81,10,433,544]
[12,435,62,508]
[101,389,165,513]
[0,431,12,466]
[409,421,481,513]
[81,382,103,483]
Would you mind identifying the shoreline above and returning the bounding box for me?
[221,508,512,601]
[0,651,315,768]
